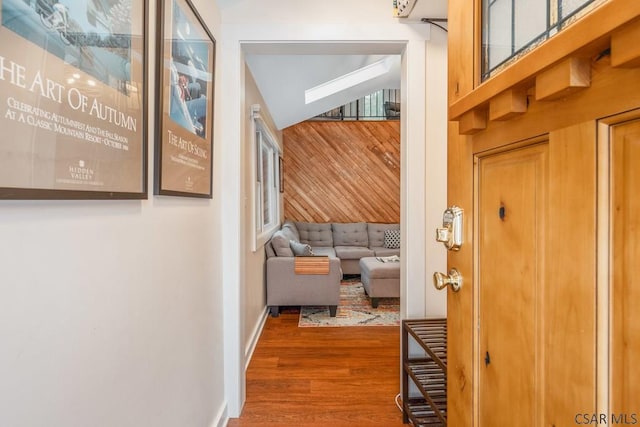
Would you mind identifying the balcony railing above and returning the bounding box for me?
[312,89,400,121]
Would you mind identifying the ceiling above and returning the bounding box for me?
[397,0,448,22]
[234,1,448,130]
[244,44,404,130]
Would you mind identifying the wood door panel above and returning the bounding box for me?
[477,145,547,426]
[611,119,640,413]
[545,123,597,426]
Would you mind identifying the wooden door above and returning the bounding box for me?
[444,0,640,422]
[446,124,597,426]
[476,144,547,425]
[610,119,640,414]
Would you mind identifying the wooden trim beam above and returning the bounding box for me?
[449,0,640,120]
[459,109,487,135]
[611,21,640,68]
[535,57,591,101]
[489,89,528,121]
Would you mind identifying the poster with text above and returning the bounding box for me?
[0,0,147,198]
[155,0,214,198]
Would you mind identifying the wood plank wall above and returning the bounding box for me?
[282,120,400,223]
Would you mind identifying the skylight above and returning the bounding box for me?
[304,57,394,105]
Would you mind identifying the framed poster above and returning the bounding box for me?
[0,0,148,199]
[154,0,214,198]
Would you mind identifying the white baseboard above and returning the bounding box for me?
[210,401,229,427]
[244,306,269,370]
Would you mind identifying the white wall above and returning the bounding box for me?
[424,25,449,317]
[0,1,228,426]
[217,0,448,417]
[241,64,282,366]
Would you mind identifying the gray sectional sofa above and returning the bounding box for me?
[265,220,400,317]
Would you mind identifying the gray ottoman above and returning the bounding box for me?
[359,257,400,308]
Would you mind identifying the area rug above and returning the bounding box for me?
[298,279,400,327]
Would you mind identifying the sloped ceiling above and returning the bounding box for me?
[245,48,402,130]
[230,0,448,130]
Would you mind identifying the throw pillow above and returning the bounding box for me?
[290,240,314,256]
[383,229,400,249]
[271,231,294,257]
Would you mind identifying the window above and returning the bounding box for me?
[481,0,601,81]
[360,90,386,118]
[251,105,281,250]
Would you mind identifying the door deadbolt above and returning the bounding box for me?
[436,206,463,251]
[433,268,463,292]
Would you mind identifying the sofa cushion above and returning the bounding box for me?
[334,246,375,260]
[280,225,298,243]
[360,257,400,279]
[371,246,401,257]
[368,223,400,248]
[310,246,337,258]
[332,222,369,247]
[384,229,401,249]
[282,220,300,242]
[265,241,277,258]
[295,222,334,247]
[270,230,294,257]
[290,241,313,256]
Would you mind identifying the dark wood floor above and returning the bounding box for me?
[227,308,406,427]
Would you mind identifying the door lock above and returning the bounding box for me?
[433,268,463,292]
[436,206,463,251]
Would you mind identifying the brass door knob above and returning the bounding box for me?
[433,268,463,292]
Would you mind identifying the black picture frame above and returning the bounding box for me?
[279,155,284,193]
[154,0,215,198]
[0,0,148,199]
